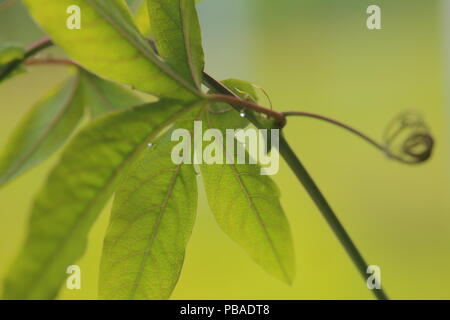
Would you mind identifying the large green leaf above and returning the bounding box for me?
[99,113,200,299]
[0,75,84,187]
[23,0,200,101]
[80,71,144,118]
[2,100,198,300]
[148,0,204,88]
[200,110,295,284]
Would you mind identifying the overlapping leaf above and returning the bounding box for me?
[148,0,204,88]
[200,103,295,284]
[99,109,202,299]
[0,75,84,187]
[2,100,196,299]
[80,71,144,118]
[23,0,200,101]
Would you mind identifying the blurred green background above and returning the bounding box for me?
[1,0,450,299]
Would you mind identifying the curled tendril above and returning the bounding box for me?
[383,111,434,164]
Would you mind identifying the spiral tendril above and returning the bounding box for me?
[383,112,434,164]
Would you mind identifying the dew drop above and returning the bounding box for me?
[147,143,153,148]
[239,110,246,117]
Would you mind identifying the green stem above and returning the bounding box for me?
[0,37,53,82]
[283,111,432,165]
[208,94,287,127]
[278,136,389,300]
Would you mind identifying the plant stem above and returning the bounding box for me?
[208,94,287,127]
[0,37,53,82]
[278,136,389,300]
[283,111,385,153]
[283,111,433,165]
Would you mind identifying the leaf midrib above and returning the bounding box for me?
[228,163,290,283]
[201,109,291,283]
[179,0,201,88]
[82,73,115,112]
[126,105,206,298]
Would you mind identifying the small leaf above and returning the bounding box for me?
[200,111,295,284]
[206,78,260,132]
[0,42,25,65]
[0,75,84,187]
[221,79,259,103]
[220,79,278,131]
[148,0,204,88]
[2,100,198,299]
[99,112,201,299]
[131,0,203,36]
[80,71,144,118]
[0,42,26,82]
[23,0,200,101]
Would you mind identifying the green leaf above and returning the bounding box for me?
[148,0,204,88]
[23,0,200,101]
[2,100,198,299]
[126,0,141,10]
[0,75,84,187]
[80,71,144,118]
[200,111,295,284]
[99,115,200,299]
[221,79,259,103]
